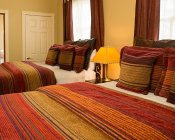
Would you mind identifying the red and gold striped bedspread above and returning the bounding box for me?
[0,61,56,95]
[0,82,175,139]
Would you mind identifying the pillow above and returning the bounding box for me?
[167,73,175,104]
[154,57,175,98]
[134,38,154,47]
[73,46,88,73]
[154,48,175,97]
[72,38,96,70]
[58,46,75,70]
[64,40,74,45]
[45,45,59,66]
[120,46,164,92]
[153,40,175,48]
[116,52,156,94]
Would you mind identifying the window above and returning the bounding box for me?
[159,0,175,39]
[72,0,91,41]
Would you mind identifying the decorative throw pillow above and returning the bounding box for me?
[58,46,75,70]
[45,46,59,66]
[155,57,175,98]
[72,38,96,70]
[120,46,164,92]
[154,48,175,97]
[116,53,156,94]
[73,46,88,73]
[134,37,154,47]
[167,74,175,104]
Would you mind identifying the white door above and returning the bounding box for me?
[24,13,54,62]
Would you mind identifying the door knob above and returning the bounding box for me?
[26,57,31,60]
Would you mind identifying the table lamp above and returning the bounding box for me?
[91,47,120,81]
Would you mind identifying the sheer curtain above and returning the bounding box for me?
[159,0,175,39]
[72,0,91,41]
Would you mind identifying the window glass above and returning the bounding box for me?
[159,0,175,39]
[72,0,91,41]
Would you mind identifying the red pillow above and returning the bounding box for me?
[154,48,175,97]
[58,46,75,70]
[45,45,60,66]
[120,46,164,92]
[73,46,88,73]
[167,72,175,104]
[117,47,160,94]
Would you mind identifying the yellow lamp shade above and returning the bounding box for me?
[91,47,120,64]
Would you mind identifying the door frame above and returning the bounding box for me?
[22,11,54,61]
[0,10,9,62]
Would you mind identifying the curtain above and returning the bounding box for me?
[90,0,104,50]
[63,0,73,41]
[72,0,91,41]
[159,0,175,39]
[134,0,160,41]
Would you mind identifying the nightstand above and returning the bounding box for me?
[85,78,118,84]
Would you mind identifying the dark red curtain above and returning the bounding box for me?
[90,0,104,50]
[63,0,73,41]
[134,0,160,41]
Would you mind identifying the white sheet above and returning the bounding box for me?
[98,81,175,108]
[34,62,95,84]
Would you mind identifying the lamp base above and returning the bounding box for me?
[103,64,110,82]
[103,77,110,82]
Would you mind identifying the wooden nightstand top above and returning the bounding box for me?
[85,78,118,84]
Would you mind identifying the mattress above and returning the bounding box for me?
[34,62,96,84]
[98,81,175,108]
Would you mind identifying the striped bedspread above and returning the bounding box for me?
[0,82,175,140]
[0,61,56,95]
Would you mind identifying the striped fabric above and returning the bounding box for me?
[155,57,175,98]
[168,73,175,104]
[117,51,156,94]
[73,46,88,73]
[45,49,58,66]
[45,44,66,66]
[0,61,56,95]
[58,46,75,70]
[126,46,164,92]
[155,48,175,97]
[71,38,95,70]
[0,82,175,139]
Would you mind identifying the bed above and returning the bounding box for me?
[34,61,96,84]
[40,41,97,84]
[0,45,96,94]
[0,61,56,95]
[0,82,175,139]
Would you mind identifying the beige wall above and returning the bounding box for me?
[103,0,136,79]
[0,0,63,61]
[0,0,135,79]
[0,15,4,51]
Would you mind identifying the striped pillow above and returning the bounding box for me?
[58,46,75,70]
[72,39,95,70]
[167,72,175,104]
[158,58,175,98]
[45,46,58,66]
[154,48,175,97]
[73,46,88,73]
[117,50,156,94]
[122,46,164,92]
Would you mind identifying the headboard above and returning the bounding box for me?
[134,38,175,48]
